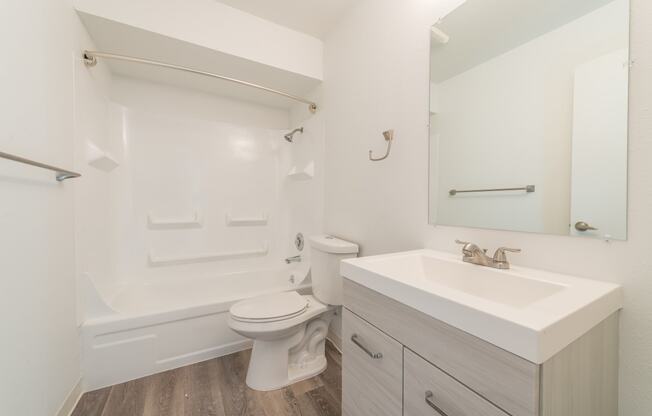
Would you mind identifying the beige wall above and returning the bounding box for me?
[323,0,652,414]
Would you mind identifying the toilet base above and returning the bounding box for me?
[245,310,335,391]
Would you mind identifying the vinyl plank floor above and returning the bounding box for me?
[73,341,342,416]
[143,368,186,416]
[71,387,111,416]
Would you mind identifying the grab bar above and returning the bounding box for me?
[449,185,535,196]
[0,151,81,181]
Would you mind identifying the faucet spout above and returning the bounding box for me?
[455,240,519,269]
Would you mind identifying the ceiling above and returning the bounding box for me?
[430,0,620,82]
[215,0,360,39]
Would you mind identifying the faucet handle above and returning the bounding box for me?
[455,240,486,255]
[493,247,521,263]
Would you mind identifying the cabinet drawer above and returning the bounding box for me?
[404,348,509,416]
[342,308,403,416]
[344,279,539,416]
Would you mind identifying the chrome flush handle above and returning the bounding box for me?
[425,391,449,416]
[350,334,383,359]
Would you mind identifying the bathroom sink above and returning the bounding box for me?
[341,249,622,363]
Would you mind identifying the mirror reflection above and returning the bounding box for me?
[429,0,630,240]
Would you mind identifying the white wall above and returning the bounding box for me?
[433,0,628,235]
[289,87,332,340]
[74,0,323,80]
[111,77,289,130]
[570,48,629,241]
[0,1,108,415]
[73,27,115,324]
[324,0,652,414]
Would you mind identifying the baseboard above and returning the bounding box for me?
[56,377,83,416]
[327,332,342,353]
[155,339,253,368]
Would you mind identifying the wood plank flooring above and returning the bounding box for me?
[72,342,342,416]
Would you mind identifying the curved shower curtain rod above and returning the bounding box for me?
[83,50,318,113]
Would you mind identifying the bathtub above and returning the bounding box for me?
[81,266,311,390]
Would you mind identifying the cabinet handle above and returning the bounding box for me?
[425,391,449,416]
[350,334,383,359]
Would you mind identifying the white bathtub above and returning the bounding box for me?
[81,266,311,390]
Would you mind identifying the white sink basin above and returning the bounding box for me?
[341,249,622,363]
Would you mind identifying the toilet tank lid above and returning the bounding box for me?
[309,235,359,254]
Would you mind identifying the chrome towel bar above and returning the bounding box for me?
[449,185,535,196]
[0,151,81,181]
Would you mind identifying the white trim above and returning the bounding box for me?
[56,377,83,416]
[155,339,253,367]
[326,334,342,353]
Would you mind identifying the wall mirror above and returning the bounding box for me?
[428,0,630,240]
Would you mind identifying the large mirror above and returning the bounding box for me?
[429,0,630,240]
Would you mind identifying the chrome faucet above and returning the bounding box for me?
[455,240,521,269]
[285,255,302,264]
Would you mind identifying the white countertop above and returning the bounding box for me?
[341,249,622,363]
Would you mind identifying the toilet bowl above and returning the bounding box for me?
[228,291,335,390]
[227,235,358,391]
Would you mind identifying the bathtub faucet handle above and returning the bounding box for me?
[285,255,302,264]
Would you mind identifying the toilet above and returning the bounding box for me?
[227,235,358,391]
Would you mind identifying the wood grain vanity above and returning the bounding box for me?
[342,279,619,416]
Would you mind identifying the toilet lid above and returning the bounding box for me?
[230,291,308,323]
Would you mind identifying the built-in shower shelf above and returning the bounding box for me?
[226,213,268,226]
[287,161,314,181]
[148,242,268,266]
[148,212,202,229]
[87,141,119,172]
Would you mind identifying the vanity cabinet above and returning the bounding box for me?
[342,309,402,416]
[404,348,509,416]
[342,279,619,416]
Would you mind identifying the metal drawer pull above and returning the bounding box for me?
[350,334,383,359]
[425,391,449,416]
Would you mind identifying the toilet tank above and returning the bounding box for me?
[309,235,359,305]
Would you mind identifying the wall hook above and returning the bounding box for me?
[369,130,394,161]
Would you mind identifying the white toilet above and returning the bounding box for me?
[227,235,358,391]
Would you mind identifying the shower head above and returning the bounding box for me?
[284,127,304,142]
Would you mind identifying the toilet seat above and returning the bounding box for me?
[230,291,309,323]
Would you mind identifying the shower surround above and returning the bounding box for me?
[75,77,324,389]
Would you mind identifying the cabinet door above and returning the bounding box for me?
[342,308,402,416]
[404,348,509,416]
